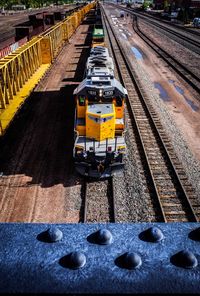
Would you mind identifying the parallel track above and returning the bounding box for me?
[132,17,200,94]
[113,4,200,49]
[133,8,200,38]
[138,16,200,52]
[82,178,116,223]
[0,30,15,45]
[108,4,200,94]
[102,6,200,222]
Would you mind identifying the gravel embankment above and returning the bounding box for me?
[138,19,200,81]
[123,40,200,206]
[103,5,200,222]
[104,17,158,222]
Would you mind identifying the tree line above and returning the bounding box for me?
[0,0,74,9]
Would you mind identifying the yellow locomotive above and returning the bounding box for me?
[73,9,127,178]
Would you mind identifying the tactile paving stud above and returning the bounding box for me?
[68,251,86,269]
[189,227,200,241]
[124,252,142,269]
[87,229,113,245]
[139,226,164,242]
[37,226,63,243]
[115,252,142,270]
[171,250,198,269]
[59,251,86,269]
[96,229,113,245]
[47,226,63,242]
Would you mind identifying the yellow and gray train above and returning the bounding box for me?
[73,13,127,178]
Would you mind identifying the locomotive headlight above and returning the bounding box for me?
[99,89,103,97]
[76,146,84,154]
[118,146,126,153]
[76,150,83,155]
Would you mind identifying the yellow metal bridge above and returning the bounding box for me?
[0,2,95,136]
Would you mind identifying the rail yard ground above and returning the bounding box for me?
[0,13,93,222]
[0,4,77,49]
[0,4,200,223]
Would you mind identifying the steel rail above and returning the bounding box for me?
[107,4,200,94]
[132,8,200,38]
[102,8,166,222]
[137,16,200,51]
[82,178,116,223]
[112,4,200,45]
[101,5,199,222]
[132,17,200,95]
[109,177,116,222]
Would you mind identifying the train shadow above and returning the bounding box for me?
[0,86,76,188]
[62,23,93,82]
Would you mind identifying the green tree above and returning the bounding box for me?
[142,0,150,10]
[0,0,57,9]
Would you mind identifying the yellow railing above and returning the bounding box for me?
[0,37,42,106]
[0,2,95,135]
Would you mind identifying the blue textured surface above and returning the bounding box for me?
[0,223,200,293]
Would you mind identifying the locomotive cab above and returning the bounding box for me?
[73,7,127,178]
[73,62,127,178]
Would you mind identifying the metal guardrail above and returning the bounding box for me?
[0,2,95,136]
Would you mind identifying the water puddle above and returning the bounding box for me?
[131,47,143,60]
[174,85,184,95]
[154,82,170,101]
[121,33,127,40]
[168,79,175,84]
[168,79,199,112]
[185,97,199,112]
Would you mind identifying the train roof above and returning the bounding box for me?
[73,76,127,98]
[86,56,114,71]
[87,46,114,72]
[87,67,114,78]
[90,48,109,57]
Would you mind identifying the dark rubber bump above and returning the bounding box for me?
[69,251,86,269]
[171,250,198,269]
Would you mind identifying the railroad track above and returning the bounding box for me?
[138,17,200,55]
[112,4,200,48]
[102,5,200,222]
[0,30,15,45]
[133,9,200,38]
[131,17,200,95]
[107,5,200,98]
[82,178,115,223]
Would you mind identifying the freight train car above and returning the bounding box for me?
[73,13,128,178]
[92,5,104,47]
